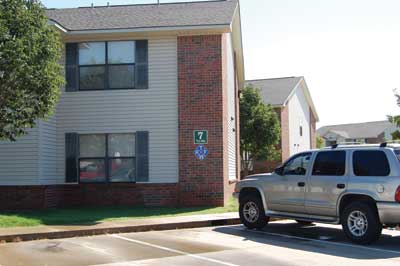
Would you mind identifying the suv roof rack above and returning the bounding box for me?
[380,140,400,147]
[325,142,400,150]
[330,142,363,149]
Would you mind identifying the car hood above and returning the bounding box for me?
[243,172,273,181]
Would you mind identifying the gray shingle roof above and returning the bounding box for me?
[245,77,303,106]
[317,121,393,139]
[46,0,238,31]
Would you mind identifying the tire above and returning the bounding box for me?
[295,220,314,226]
[239,194,269,230]
[341,202,382,245]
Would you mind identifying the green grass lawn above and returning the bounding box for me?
[0,198,238,228]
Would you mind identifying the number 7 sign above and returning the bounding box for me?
[194,130,208,144]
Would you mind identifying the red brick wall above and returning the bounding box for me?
[252,160,281,174]
[0,184,178,211]
[310,107,317,149]
[178,35,229,207]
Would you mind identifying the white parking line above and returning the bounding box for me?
[64,240,116,257]
[111,234,241,266]
[228,226,400,256]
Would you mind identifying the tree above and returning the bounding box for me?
[388,89,400,127]
[240,85,281,176]
[316,135,325,148]
[0,0,63,141]
[391,130,400,141]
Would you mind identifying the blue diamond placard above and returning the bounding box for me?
[194,145,209,160]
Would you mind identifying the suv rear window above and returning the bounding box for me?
[312,151,346,176]
[353,150,390,176]
[395,149,400,161]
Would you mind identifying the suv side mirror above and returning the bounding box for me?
[275,166,284,176]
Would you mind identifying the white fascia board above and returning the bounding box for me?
[300,79,320,122]
[282,78,303,107]
[47,20,68,33]
[284,78,320,122]
[59,24,231,35]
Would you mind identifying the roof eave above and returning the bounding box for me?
[48,19,68,33]
[49,23,232,36]
[294,78,320,122]
[231,1,245,88]
[281,78,303,107]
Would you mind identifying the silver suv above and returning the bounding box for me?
[234,143,400,244]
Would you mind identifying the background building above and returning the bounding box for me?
[246,76,319,173]
[318,121,400,146]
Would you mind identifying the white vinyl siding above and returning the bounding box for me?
[0,128,40,185]
[38,116,58,184]
[225,33,237,181]
[288,84,311,156]
[55,36,178,184]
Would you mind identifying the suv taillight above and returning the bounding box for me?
[396,186,400,202]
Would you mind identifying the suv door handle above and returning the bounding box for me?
[298,182,306,187]
[337,184,346,189]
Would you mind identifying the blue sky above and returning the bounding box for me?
[43,0,400,127]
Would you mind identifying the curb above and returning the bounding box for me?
[0,218,241,243]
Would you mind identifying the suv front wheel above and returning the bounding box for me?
[239,194,269,229]
[341,202,382,245]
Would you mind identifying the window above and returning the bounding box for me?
[312,151,346,176]
[79,42,106,65]
[299,126,303,137]
[108,134,136,182]
[395,149,400,161]
[79,133,136,183]
[353,151,390,176]
[78,41,136,90]
[283,153,312,176]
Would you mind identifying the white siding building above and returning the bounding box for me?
[0,0,244,210]
[246,77,319,172]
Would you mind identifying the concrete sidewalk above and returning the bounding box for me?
[0,212,240,243]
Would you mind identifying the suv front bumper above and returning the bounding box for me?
[377,202,400,225]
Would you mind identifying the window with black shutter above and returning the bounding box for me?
[65,40,148,91]
[69,132,149,183]
[65,133,79,183]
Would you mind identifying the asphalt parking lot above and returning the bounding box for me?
[1,221,400,266]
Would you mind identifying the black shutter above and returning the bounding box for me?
[136,131,149,182]
[65,133,79,183]
[66,43,78,91]
[135,40,148,89]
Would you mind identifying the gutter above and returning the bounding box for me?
[47,20,231,35]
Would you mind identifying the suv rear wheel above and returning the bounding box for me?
[341,202,382,244]
[239,194,269,229]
